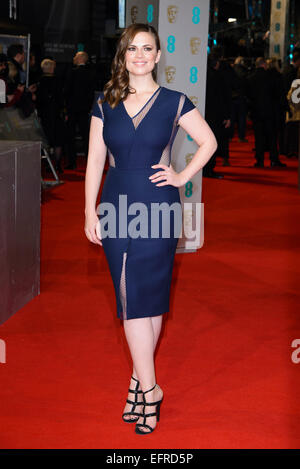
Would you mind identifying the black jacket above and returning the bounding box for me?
[232,64,248,99]
[246,67,277,119]
[267,68,288,113]
[205,65,231,126]
[64,64,97,114]
[36,74,64,119]
[282,63,298,94]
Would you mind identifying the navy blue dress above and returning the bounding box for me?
[92,86,195,320]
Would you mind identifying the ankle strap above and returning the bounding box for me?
[131,376,140,393]
[143,384,157,394]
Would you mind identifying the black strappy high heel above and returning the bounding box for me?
[135,384,163,435]
[122,376,144,423]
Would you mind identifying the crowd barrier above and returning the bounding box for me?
[0,141,40,324]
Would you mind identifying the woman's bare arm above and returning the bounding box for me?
[177,107,217,184]
[150,108,217,187]
[84,115,107,244]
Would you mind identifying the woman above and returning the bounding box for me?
[84,23,217,435]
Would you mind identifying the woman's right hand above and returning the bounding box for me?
[84,211,102,246]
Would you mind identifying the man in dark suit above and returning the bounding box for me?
[247,57,286,168]
[64,51,97,169]
[282,49,300,95]
[282,49,300,158]
[231,56,249,142]
[7,44,26,85]
[204,54,231,178]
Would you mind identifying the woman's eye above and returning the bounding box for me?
[127,47,152,52]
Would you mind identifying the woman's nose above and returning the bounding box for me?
[135,49,144,58]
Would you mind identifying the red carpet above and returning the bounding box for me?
[1,131,300,449]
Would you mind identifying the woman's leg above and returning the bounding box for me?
[123,317,155,420]
[151,314,163,351]
[123,315,164,431]
[128,315,163,383]
[124,317,156,389]
[123,315,162,418]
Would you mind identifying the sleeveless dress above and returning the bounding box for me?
[91,86,196,320]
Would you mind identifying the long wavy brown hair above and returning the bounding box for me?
[100,23,161,108]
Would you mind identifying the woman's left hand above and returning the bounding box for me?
[149,164,185,188]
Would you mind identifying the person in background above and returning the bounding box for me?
[218,57,233,166]
[7,44,37,116]
[282,48,300,95]
[0,53,7,104]
[230,56,249,143]
[246,57,286,168]
[266,57,287,157]
[64,51,97,169]
[29,50,41,87]
[36,58,65,174]
[0,53,25,107]
[282,49,300,158]
[7,44,26,85]
[203,53,231,178]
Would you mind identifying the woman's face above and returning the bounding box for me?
[125,31,161,77]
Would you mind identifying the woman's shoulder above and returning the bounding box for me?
[161,86,197,118]
[96,87,185,99]
[95,91,105,101]
[161,86,186,98]
[94,91,107,112]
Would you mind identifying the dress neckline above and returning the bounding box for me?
[122,86,162,119]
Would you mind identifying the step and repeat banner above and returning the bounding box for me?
[126,1,209,252]
[126,0,159,30]
[269,0,289,63]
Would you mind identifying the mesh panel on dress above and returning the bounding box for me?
[97,99,104,121]
[120,252,127,320]
[132,88,162,130]
[158,94,185,166]
[108,148,115,167]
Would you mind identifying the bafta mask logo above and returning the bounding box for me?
[185,153,194,166]
[167,5,178,23]
[273,10,281,22]
[183,209,193,236]
[165,66,176,83]
[190,37,201,55]
[189,96,198,106]
[131,5,138,23]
